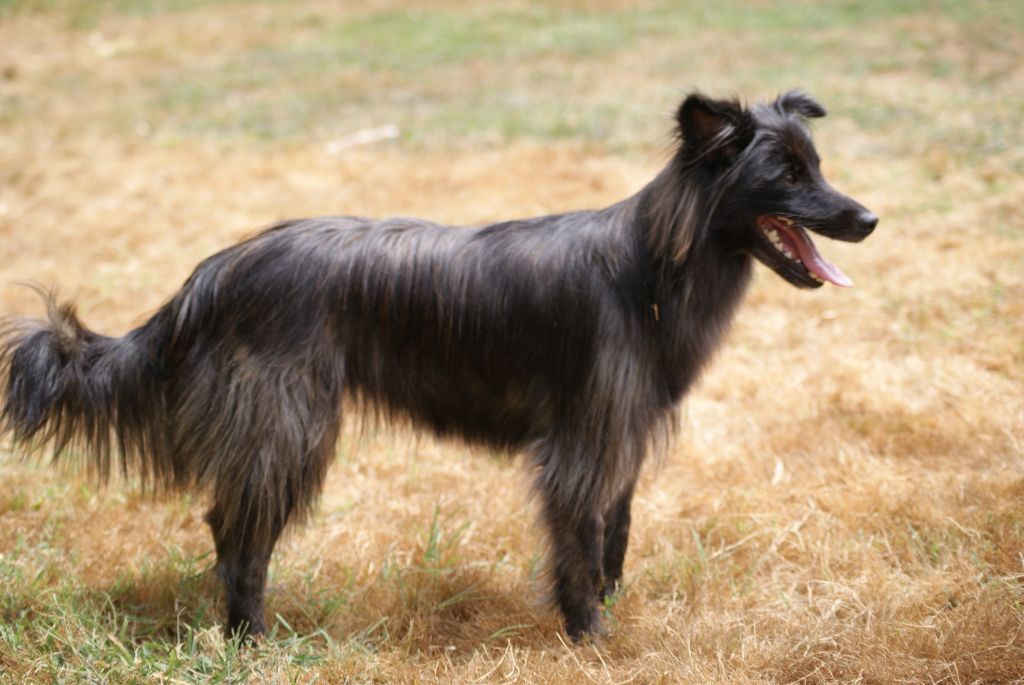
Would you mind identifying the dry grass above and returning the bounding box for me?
[1,1,1023,683]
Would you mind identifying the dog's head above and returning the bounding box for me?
[675,90,877,288]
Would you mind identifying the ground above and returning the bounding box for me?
[1,1,1023,683]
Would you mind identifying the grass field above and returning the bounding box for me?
[1,1,1023,682]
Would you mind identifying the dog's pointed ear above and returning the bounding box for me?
[776,90,827,119]
[676,93,754,165]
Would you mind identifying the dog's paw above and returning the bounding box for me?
[565,607,607,643]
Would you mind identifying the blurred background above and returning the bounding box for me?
[1,1,1022,682]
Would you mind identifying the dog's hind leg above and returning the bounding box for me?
[183,349,345,639]
[206,424,339,639]
[599,480,637,603]
[205,499,284,638]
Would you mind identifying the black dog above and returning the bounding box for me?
[0,90,876,641]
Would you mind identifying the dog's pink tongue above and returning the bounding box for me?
[789,227,853,287]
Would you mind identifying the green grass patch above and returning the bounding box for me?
[0,537,343,682]
[10,0,1022,155]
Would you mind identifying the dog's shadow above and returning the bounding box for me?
[29,549,556,658]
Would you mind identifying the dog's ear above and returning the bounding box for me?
[776,90,827,119]
[677,93,754,165]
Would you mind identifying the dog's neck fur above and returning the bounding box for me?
[634,164,754,404]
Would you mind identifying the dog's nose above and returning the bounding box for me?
[859,211,878,234]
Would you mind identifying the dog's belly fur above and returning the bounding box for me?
[345,337,555,448]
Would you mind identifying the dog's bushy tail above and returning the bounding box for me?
[0,287,171,487]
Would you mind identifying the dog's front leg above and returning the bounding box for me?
[541,497,607,641]
[600,480,637,602]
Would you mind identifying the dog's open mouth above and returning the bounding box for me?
[756,216,852,287]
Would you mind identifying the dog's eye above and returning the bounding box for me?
[784,170,799,185]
